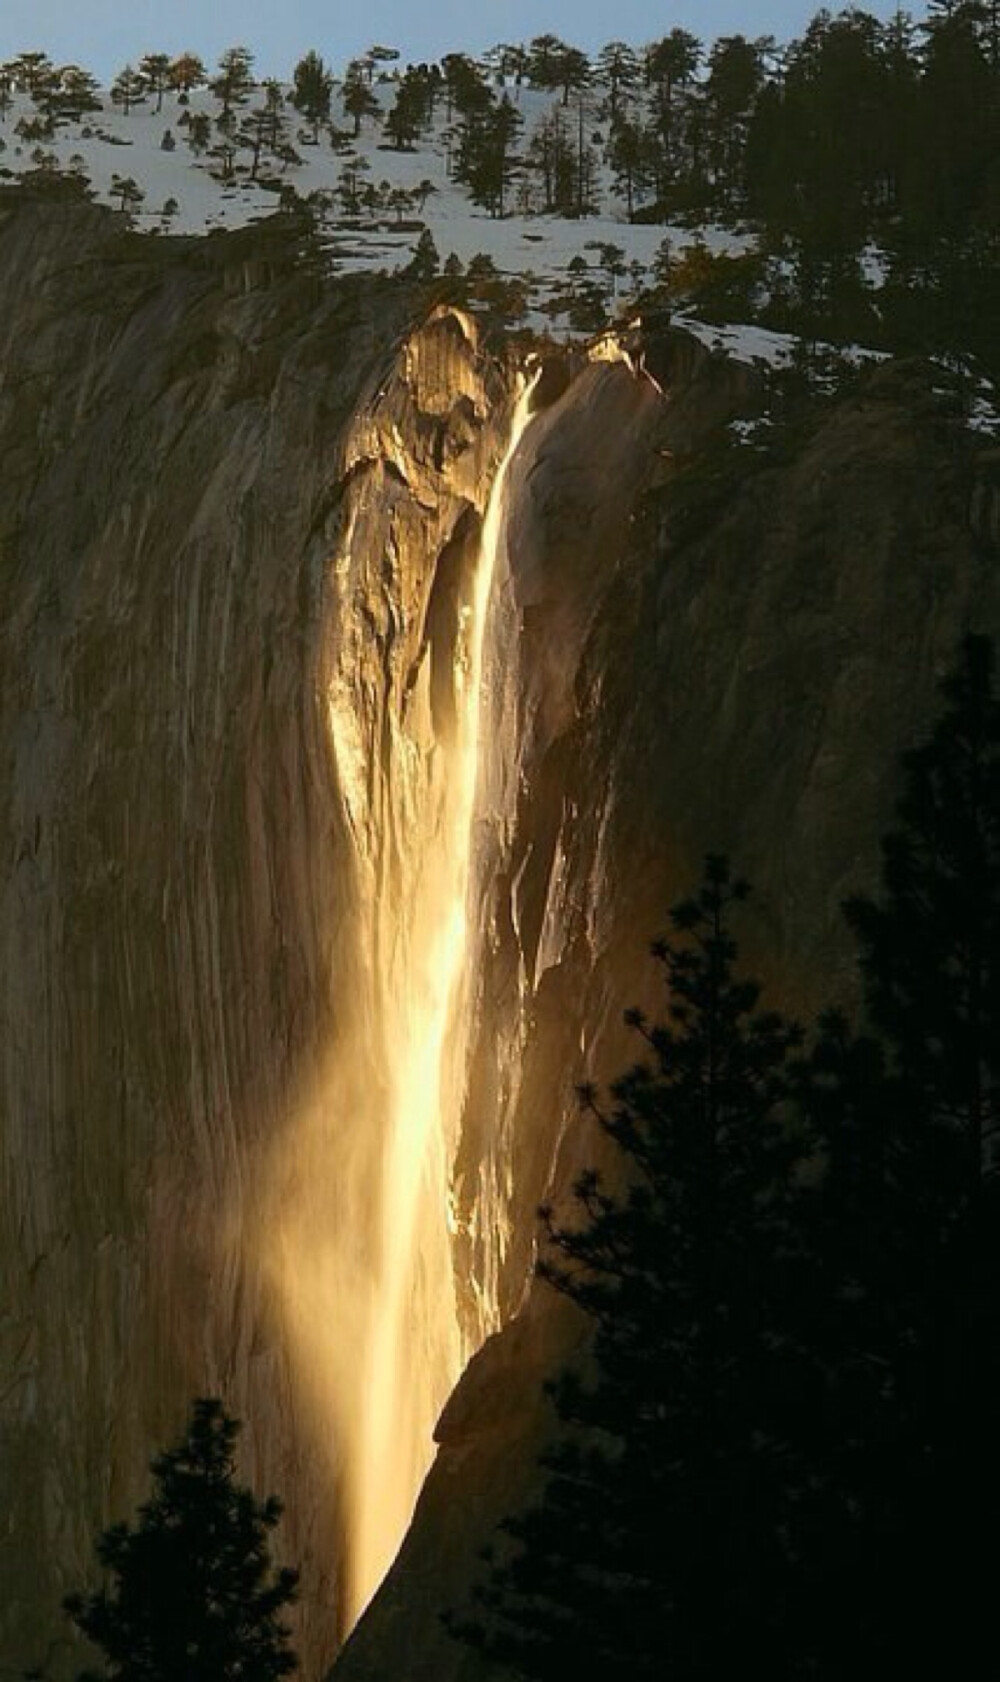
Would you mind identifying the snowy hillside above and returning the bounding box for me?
[0,73,751,334]
[2,49,998,421]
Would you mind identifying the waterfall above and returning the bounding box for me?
[342,372,537,1624]
[267,368,538,1637]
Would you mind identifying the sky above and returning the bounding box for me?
[0,1,927,82]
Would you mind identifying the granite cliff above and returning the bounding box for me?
[0,192,996,1678]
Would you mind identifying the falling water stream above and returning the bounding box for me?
[317,371,539,1630]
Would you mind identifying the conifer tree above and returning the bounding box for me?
[138,53,171,114]
[110,65,145,116]
[406,227,439,280]
[212,46,254,120]
[596,41,641,125]
[799,634,1000,1675]
[9,50,55,97]
[527,35,571,91]
[47,66,102,122]
[186,112,211,156]
[291,50,333,142]
[64,1399,298,1682]
[384,73,425,149]
[455,92,523,217]
[606,116,647,220]
[451,858,814,1679]
[845,633,1000,1183]
[109,173,144,214]
[526,107,576,213]
[341,62,381,137]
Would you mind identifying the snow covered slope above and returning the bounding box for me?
[0,76,750,331]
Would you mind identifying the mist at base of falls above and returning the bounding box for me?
[267,369,540,1633]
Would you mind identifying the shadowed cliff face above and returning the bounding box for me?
[1,193,998,1682]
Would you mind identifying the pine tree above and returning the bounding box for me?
[455,93,523,217]
[845,633,1000,1182]
[238,89,289,182]
[9,50,55,97]
[64,1399,298,1682]
[441,52,491,122]
[705,35,764,208]
[606,116,647,220]
[341,62,381,137]
[526,107,576,213]
[138,53,171,114]
[46,66,102,122]
[527,35,571,91]
[596,41,641,126]
[451,859,814,1680]
[109,174,144,215]
[212,46,254,120]
[406,227,439,280]
[555,46,592,107]
[110,65,146,116]
[291,50,332,143]
[799,635,1000,1675]
[186,112,211,157]
[384,73,425,150]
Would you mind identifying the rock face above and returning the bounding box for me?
[0,192,997,1682]
[0,197,512,1673]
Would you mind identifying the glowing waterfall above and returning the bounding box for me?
[264,372,538,1638]
[339,373,537,1625]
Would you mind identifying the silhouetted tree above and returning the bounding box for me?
[797,634,1000,1675]
[846,633,1000,1180]
[8,50,56,96]
[451,858,815,1679]
[238,86,289,181]
[64,1399,298,1682]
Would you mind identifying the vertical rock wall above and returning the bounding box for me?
[0,200,518,1674]
[3,194,998,1682]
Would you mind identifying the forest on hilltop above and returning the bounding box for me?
[1,4,998,364]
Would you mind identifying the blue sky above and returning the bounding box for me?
[0,2,927,81]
